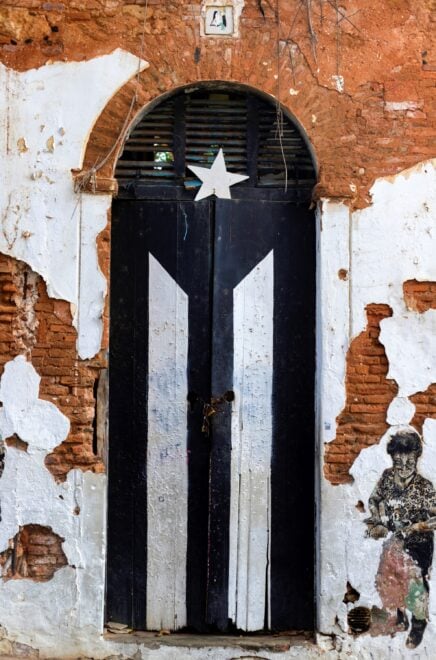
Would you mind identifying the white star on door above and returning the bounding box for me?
[187,148,249,201]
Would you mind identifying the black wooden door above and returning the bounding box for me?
[107,195,315,633]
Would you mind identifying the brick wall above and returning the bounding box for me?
[0,524,67,581]
[403,279,436,313]
[0,1,435,209]
[34,281,106,480]
[0,254,104,481]
[324,304,398,485]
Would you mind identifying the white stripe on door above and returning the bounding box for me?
[229,250,274,631]
[147,254,189,631]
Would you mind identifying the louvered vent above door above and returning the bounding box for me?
[115,99,177,184]
[115,87,316,200]
[184,93,248,188]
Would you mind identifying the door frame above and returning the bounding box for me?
[104,82,320,633]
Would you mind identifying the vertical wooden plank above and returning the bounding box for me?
[206,200,233,630]
[208,200,274,630]
[270,205,315,631]
[212,200,315,633]
[134,199,213,632]
[107,199,136,626]
[146,255,189,631]
[180,201,213,633]
[229,250,274,631]
[132,201,149,629]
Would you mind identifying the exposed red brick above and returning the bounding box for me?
[403,280,436,313]
[0,256,104,482]
[410,383,436,433]
[0,1,433,209]
[324,304,398,485]
[5,434,28,452]
[0,524,67,582]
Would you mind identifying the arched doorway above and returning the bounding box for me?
[107,85,317,634]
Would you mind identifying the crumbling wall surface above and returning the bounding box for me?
[0,0,434,657]
[0,355,107,656]
[0,48,148,360]
[0,0,434,206]
[319,160,436,654]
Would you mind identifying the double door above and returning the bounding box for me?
[107,196,315,633]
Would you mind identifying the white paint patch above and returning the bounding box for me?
[229,251,274,632]
[0,355,69,456]
[0,50,149,359]
[385,101,422,112]
[147,255,189,631]
[331,75,344,93]
[386,396,415,425]
[380,309,436,397]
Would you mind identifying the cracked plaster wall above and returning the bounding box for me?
[319,159,436,655]
[0,356,107,655]
[0,49,148,359]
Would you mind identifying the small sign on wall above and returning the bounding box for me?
[204,5,234,35]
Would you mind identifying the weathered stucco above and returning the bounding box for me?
[319,160,436,654]
[0,160,432,657]
[0,49,148,359]
[0,0,434,653]
[0,355,107,655]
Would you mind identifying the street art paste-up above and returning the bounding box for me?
[365,429,436,649]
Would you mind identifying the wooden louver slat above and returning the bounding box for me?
[115,89,316,197]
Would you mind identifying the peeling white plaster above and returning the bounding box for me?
[319,159,436,655]
[351,159,436,336]
[0,50,149,359]
[380,309,436,397]
[386,396,416,426]
[0,356,107,654]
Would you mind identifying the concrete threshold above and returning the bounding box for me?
[103,630,314,653]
